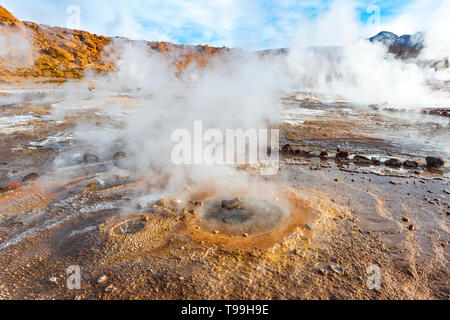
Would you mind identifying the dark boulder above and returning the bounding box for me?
[336,151,350,160]
[371,157,382,165]
[385,158,402,166]
[403,160,419,168]
[426,156,444,168]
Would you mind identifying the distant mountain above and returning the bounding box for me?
[370,31,424,49]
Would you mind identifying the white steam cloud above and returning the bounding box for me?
[286,0,450,108]
[0,24,35,69]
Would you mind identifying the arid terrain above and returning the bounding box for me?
[0,83,448,300]
[0,6,449,300]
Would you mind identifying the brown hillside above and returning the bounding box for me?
[0,6,229,81]
[0,5,19,23]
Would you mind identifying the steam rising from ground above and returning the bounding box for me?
[48,40,288,196]
[287,0,450,107]
[2,0,449,196]
[0,24,35,69]
[46,0,449,195]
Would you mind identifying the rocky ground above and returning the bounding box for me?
[0,87,448,300]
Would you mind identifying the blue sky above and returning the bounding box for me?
[1,0,436,49]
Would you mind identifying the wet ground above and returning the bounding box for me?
[0,83,448,299]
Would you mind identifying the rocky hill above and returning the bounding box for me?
[0,6,229,81]
[369,31,424,58]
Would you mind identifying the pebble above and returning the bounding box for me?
[113,151,126,160]
[329,265,344,274]
[305,222,313,230]
[97,275,107,284]
[403,160,419,168]
[336,151,350,160]
[425,156,444,168]
[48,276,58,283]
[22,172,40,182]
[317,267,327,275]
[385,158,402,166]
[178,276,185,281]
[83,153,99,163]
[104,284,116,292]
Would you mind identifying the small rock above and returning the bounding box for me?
[385,158,402,166]
[336,151,350,160]
[243,233,249,237]
[353,155,371,163]
[178,276,185,281]
[371,157,382,165]
[317,267,327,275]
[83,153,99,163]
[97,275,107,284]
[281,144,295,154]
[305,222,313,230]
[425,156,444,168]
[401,216,409,222]
[104,284,116,292]
[113,151,126,160]
[408,224,415,231]
[329,265,344,274]
[48,276,58,283]
[403,160,419,168]
[320,151,329,158]
[22,172,40,182]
